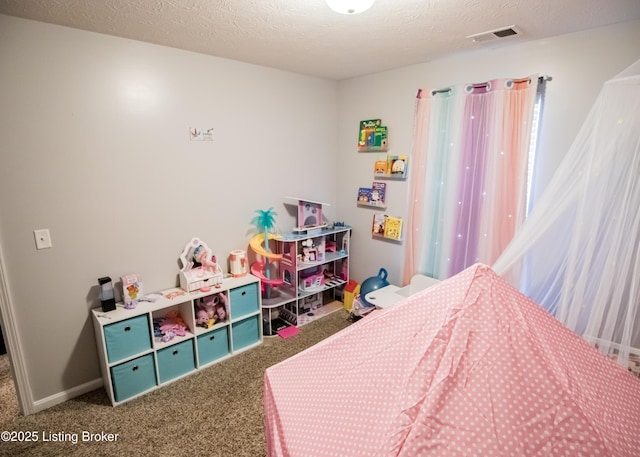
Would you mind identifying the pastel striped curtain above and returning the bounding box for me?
[404,76,539,282]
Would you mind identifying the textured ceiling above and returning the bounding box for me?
[1,0,640,80]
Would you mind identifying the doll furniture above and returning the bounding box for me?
[178,238,223,292]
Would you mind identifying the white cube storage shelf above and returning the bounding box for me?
[92,275,262,406]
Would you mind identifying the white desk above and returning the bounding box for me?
[364,285,402,309]
[364,275,440,309]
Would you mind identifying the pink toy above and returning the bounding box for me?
[193,245,216,271]
[214,302,227,322]
[195,293,227,327]
[301,272,325,290]
[196,309,210,326]
[179,238,224,292]
[157,309,188,342]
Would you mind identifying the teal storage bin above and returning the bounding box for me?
[232,315,260,351]
[156,339,196,384]
[230,283,259,319]
[110,354,157,402]
[197,326,230,366]
[104,315,152,363]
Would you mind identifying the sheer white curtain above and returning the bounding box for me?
[494,60,640,369]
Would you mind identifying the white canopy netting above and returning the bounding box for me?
[494,59,640,372]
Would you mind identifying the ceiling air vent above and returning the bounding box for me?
[466,26,520,43]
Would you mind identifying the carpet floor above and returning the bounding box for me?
[0,309,353,457]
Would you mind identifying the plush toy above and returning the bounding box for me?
[197,295,216,320]
[196,293,227,327]
[214,303,227,322]
[196,309,210,327]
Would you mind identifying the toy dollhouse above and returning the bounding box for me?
[258,197,351,336]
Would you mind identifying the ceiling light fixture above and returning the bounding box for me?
[326,0,375,15]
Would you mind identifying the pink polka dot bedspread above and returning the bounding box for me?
[264,264,640,456]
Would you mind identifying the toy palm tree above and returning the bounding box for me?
[251,208,278,297]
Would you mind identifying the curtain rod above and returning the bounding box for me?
[427,75,552,97]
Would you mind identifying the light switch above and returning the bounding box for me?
[34,229,52,250]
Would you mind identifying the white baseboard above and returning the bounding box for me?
[30,378,104,414]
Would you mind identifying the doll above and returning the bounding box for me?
[193,245,218,273]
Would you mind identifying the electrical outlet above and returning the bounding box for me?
[33,229,52,250]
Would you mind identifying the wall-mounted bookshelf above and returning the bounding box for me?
[357,181,387,209]
[371,214,403,242]
[373,155,408,179]
[358,119,388,152]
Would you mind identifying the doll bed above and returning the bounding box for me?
[264,264,640,457]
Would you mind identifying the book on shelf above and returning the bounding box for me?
[357,187,372,203]
[388,155,408,177]
[372,214,386,236]
[374,159,388,175]
[383,215,403,240]
[370,182,386,207]
[374,155,408,178]
[358,182,386,207]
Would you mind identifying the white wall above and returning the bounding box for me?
[0,15,337,407]
[335,20,640,287]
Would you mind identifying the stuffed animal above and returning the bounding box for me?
[196,293,227,326]
[196,309,210,327]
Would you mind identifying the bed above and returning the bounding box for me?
[264,263,640,456]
